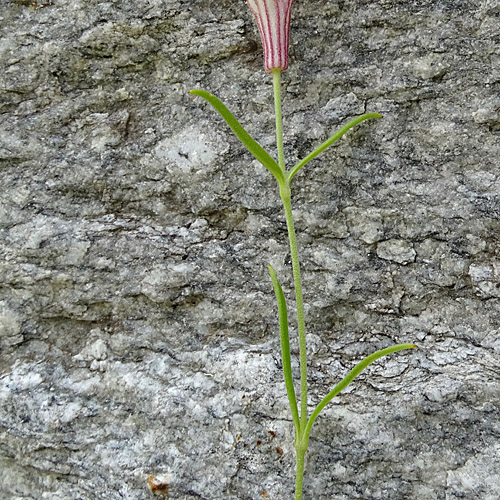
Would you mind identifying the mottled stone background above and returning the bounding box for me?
[1,0,499,499]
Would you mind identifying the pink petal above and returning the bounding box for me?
[247,0,295,72]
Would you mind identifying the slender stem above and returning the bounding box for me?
[281,194,308,430]
[273,66,309,499]
[272,67,308,431]
[294,447,306,500]
[272,70,286,173]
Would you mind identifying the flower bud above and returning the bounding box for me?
[247,0,294,72]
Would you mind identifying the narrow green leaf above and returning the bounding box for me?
[190,90,285,185]
[305,343,417,435]
[287,113,382,183]
[268,264,300,432]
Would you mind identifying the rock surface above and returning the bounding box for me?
[1,0,499,499]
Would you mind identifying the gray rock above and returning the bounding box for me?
[376,239,416,264]
[1,0,499,499]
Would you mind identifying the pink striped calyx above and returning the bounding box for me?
[246,0,294,73]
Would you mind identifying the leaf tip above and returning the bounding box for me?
[189,90,210,100]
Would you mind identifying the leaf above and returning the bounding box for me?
[268,264,300,432]
[287,113,382,182]
[305,343,417,435]
[190,90,285,185]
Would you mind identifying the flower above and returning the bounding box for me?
[246,0,294,72]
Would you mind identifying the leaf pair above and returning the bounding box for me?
[268,264,416,438]
[189,89,381,187]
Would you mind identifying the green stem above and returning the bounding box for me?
[273,66,308,500]
[272,68,308,432]
[281,194,308,430]
[273,70,286,173]
[294,446,306,500]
